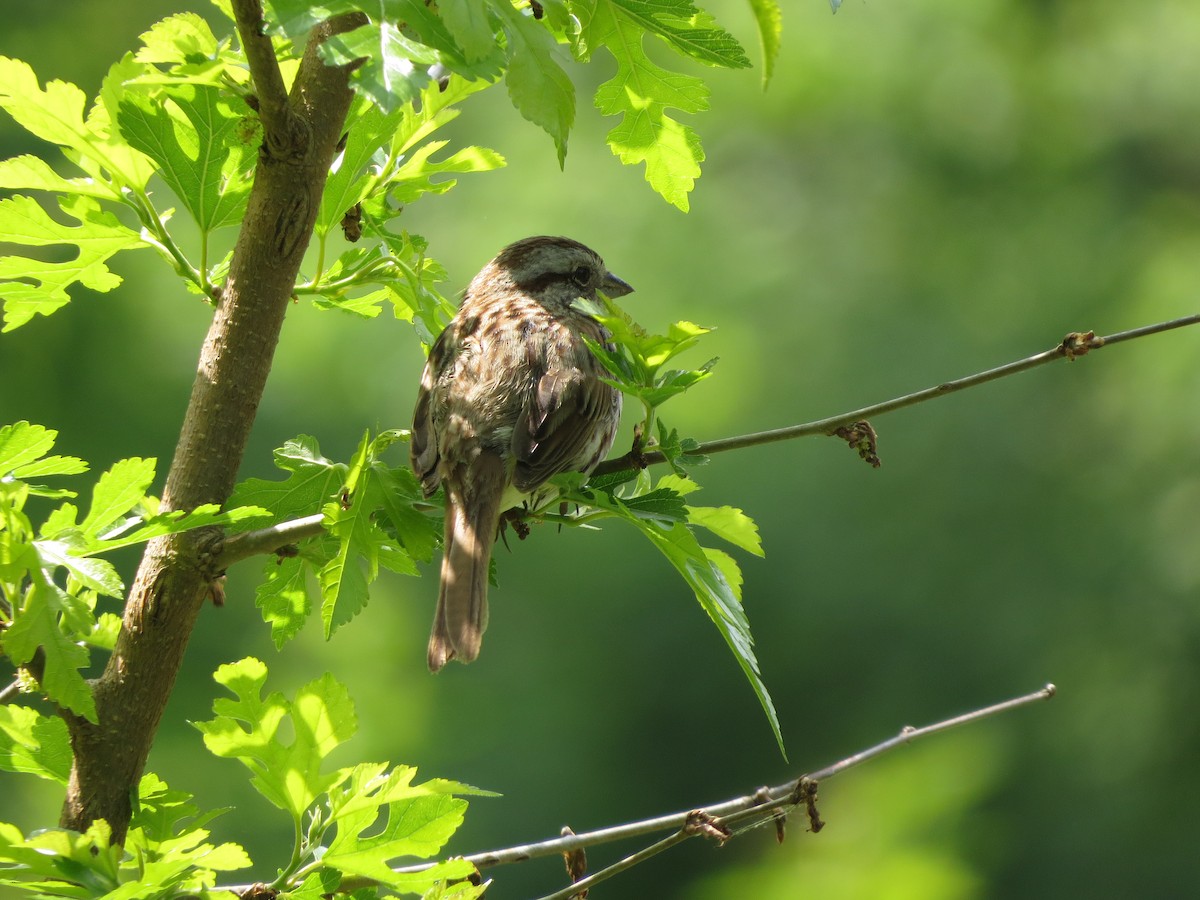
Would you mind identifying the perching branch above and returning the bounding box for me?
[221,684,1055,898]
[211,314,1200,571]
[596,314,1200,475]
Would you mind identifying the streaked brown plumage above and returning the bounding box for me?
[411,236,633,671]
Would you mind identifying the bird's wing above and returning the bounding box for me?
[410,326,455,498]
[511,356,614,492]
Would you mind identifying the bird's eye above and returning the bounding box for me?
[571,265,592,288]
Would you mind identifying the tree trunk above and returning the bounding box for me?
[59,11,364,839]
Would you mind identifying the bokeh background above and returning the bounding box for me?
[3,0,1200,897]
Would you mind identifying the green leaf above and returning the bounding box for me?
[318,432,384,636]
[0,57,142,192]
[0,576,97,722]
[316,97,405,237]
[630,1,750,68]
[0,704,72,784]
[323,20,441,114]
[747,0,783,87]
[0,820,122,896]
[229,435,347,524]
[320,762,490,890]
[0,194,147,331]
[0,421,58,475]
[37,540,125,597]
[256,554,311,648]
[494,3,575,165]
[79,457,157,538]
[686,504,764,557]
[570,486,784,756]
[118,84,258,232]
[0,154,118,199]
[132,11,246,89]
[575,0,749,210]
[579,296,716,417]
[234,432,435,643]
[195,658,358,820]
[136,13,223,65]
[439,0,498,62]
[621,487,688,522]
[266,0,366,47]
[387,140,506,204]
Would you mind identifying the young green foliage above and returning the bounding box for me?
[0,774,250,899]
[302,77,502,342]
[574,0,751,210]
[575,294,716,468]
[0,704,72,785]
[195,657,492,894]
[0,421,268,721]
[229,433,438,647]
[266,0,749,209]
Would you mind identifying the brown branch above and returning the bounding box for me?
[231,0,294,148]
[58,14,365,841]
[215,512,326,570]
[594,314,1200,476]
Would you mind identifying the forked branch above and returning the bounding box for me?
[220,684,1055,898]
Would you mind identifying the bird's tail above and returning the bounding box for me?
[428,453,505,672]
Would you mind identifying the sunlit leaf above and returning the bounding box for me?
[195,658,357,820]
[0,194,146,331]
[0,705,72,784]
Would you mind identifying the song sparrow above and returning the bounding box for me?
[411,236,633,672]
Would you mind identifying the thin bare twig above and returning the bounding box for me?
[222,684,1054,898]
[526,684,1056,900]
[330,684,1054,900]
[595,313,1200,475]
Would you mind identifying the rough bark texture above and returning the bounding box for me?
[59,12,364,839]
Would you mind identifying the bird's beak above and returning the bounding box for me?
[601,272,634,298]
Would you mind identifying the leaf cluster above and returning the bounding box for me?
[0,421,268,720]
[229,432,439,647]
[194,657,490,896]
[1,658,486,898]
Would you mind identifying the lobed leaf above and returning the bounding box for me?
[0,194,147,331]
[575,0,748,210]
[118,84,258,233]
[232,433,436,644]
[195,658,357,821]
[0,576,97,722]
[256,554,310,648]
[320,762,491,890]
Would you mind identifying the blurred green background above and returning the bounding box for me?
[3,0,1199,897]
